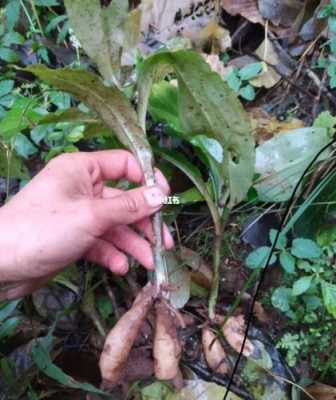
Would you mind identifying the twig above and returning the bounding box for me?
[313,68,327,119]
[103,274,121,320]
[19,0,37,34]
[267,30,336,107]
[29,0,45,37]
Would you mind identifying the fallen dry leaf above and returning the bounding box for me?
[141,0,220,49]
[202,327,229,374]
[203,54,226,77]
[222,315,254,357]
[308,383,336,400]
[258,0,304,27]
[221,0,264,25]
[198,22,232,51]
[250,39,281,89]
[249,107,304,144]
[179,246,213,289]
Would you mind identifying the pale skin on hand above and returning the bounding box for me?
[0,150,174,300]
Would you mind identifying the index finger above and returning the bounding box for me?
[85,151,170,192]
[86,150,144,183]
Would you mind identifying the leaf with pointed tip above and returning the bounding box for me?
[138,50,255,207]
[26,66,152,169]
[39,108,98,125]
[64,0,138,83]
[155,147,220,227]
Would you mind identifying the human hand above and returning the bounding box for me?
[0,150,173,299]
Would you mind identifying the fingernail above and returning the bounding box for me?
[144,186,164,208]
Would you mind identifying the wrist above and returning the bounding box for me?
[0,205,22,282]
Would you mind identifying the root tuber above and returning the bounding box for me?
[222,315,254,357]
[202,327,228,374]
[99,283,155,386]
[153,300,181,380]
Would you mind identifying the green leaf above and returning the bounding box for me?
[13,133,38,159]
[330,75,336,89]
[0,357,16,386]
[0,300,21,322]
[2,31,25,46]
[82,122,112,139]
[239,63,263,81]
[239,85,256,101]
[0,47,19,63]
[149,81,182,134]
[0,80,14,97]
[45,15,68,34]
[281,170,336,238]
[26,66,152,165]
[0,149,29,179]
[246,246,276,269]
[191,135,223,164]
[97,296,113,320]
[303,295,321,311]
[191,135,224,202]
[49,91,72,110]
[138,50,255,207]
[271,287,292,312]
[255,127,330,202]
[155,147,219,225]
[269,229,287,250]
[27,388,39,400]
[291,238,322,259]
[292,276,313,296]
[5,0,20,31]
[166,252,190,309]
[317,225,336,247]
[279,250,295,274]
[39,108,98,125]
[314,111,336,137]
[0,317,21,340]
[227,70,241,92]
[57,20,70,43]
[67,126,85,143]
[64,0,130,83]
[318,5,334,18]
[167,379,242,400]
[141,381,173,399]
[0,97,43,140]
[0,94,14,108]
[329,16,336,33]
[178,186,205,204]
[32,339,109,396]
[33,0,59,6]
[321,280,336,317]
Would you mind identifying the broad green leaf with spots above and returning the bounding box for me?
[138,50,255,207]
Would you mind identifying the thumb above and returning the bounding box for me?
[91,185,166,229]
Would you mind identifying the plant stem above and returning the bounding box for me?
[136,150,169,298]
[223,270,259,325]
[209,228,222,319]
[209,207,230,319]
[29,0,45,36]
[152,213,169,297]
[20,0,37,34]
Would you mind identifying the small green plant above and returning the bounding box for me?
[277,322,336,375]
[227,62,263,101]
[246,227,336,373]
[276,333,302,367]
[246,230,336,320]
[318,0,336,88]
